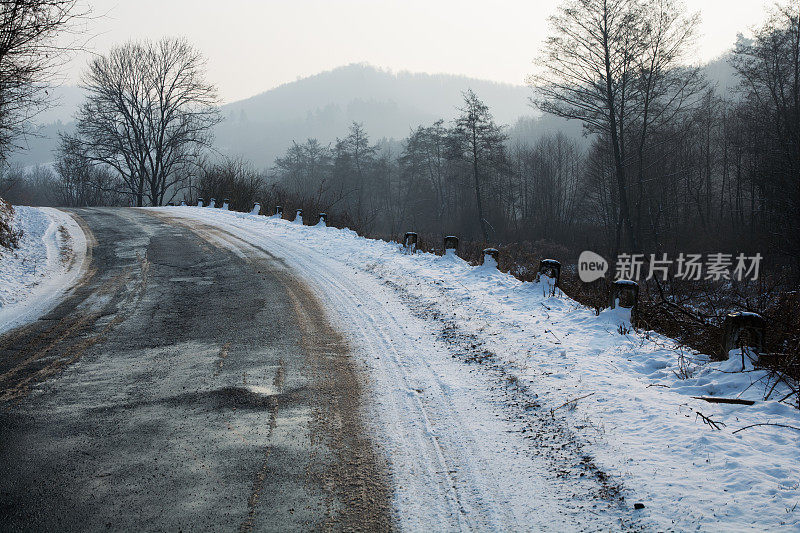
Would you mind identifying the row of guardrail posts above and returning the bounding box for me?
[607,279,765,359]
[188,197,768,363]
[403,229,766,360]
[195,200,330,225]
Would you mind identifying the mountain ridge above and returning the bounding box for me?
[8,57,739,170]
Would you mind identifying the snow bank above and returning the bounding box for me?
[164,206,800,531]
[0,207,88,334]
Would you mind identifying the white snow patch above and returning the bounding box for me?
[0,207,88,334]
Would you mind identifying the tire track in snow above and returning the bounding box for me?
[380,277,636,517]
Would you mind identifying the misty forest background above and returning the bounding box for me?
[2,0,800,370]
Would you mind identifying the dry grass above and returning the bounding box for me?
[0,196,22,250]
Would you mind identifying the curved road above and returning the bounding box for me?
[0,208,391,531]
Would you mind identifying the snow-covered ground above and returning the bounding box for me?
[163,206,800,531]
[0,206,88,334]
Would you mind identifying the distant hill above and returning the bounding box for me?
[214,63,539,168]
[7,57,742,170]
[32,85,85,125]
[9,64,542,169]
[8,120,72,169]
[7,85,84,168]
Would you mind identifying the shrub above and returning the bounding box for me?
[0,196,22,250]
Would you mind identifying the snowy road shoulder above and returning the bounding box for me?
[160,206,800,532]
[0,207,89,335]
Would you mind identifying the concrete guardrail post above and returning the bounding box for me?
[294,209,303,224]
[208,198,216,208]
[250,202,261,215]
[275,205,283,218]
[538,259,561,295]
[318,213,327,226]
[197,197,204,207]
[482,247,499,268]
[444,235,459,254]
[403,232,418,254]
[222,198,230,210]
[721,312,766,362]
[610,279,639,324]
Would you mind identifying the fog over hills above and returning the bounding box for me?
[9,58,739,170]
[10,64,542,169]
[215,63,542,168]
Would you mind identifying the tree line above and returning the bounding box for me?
[2,0,798,279]
[258,0,799,277]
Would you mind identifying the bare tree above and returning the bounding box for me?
[529,0,645,251]
[65,37,221,206]
[452,90,508,242]
[333,122,381,228]
[55,135,120,206]
[732,0,800,260]
[0,165,19,195]
[630,0,704,247]
[0,0,85,160]
[198,157,264,211]
[399,121,450,233]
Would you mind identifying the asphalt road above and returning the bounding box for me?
[0,208,391,531]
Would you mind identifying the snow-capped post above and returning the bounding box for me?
[222,198,230,210]
[403,232,418,254]
[318,213,327,226]
[482,248,499,269]
[180,200,186,206]
[444,235,459,253]
[610,279,639,323]
[538,259,561,295]
[197,197,204,207]
[294,209,303,224]
[275,205,283,218]
[208,198,216,208]
[250,202,261,215]
[720,312,766,362]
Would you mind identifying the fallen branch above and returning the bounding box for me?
[692,396,755,406]
[732,423,800,435]
[695,411,726,430]
[553,392,596,411]
[544,329,561,343]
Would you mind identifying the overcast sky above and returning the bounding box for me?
[68,0,776,104]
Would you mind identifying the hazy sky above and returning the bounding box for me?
[67,0,775,104]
